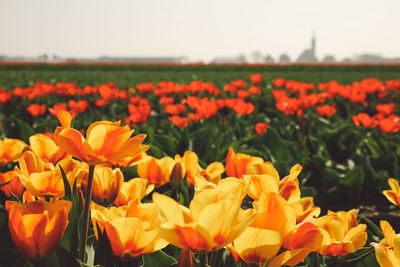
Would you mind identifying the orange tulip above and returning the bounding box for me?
[54,111,148,165]
[152,182,254,252]
[225,147,264,178]
[0,138,28,166]
[315,209,367,256]
[0,168,25,198]
[137,156,182,186]
[91,165,123,204]
[6,199,71,259]
[181,151,224,186]
[228,191,323,266]
[113,178,154,206]
[29,133,69,164]
[17,151,77,198]
[371,220,400,267]
[383,178,400,206]
[91,201,167,259]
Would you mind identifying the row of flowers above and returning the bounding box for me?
[1,75,399,135]
[0,111,399,266]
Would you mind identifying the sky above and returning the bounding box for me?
[1,0,400,62]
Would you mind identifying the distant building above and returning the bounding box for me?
[264,54,274,63]
[212,55,247,64]
[279,54,291,63]
[322,55,336,63]
[296,34,318,63]
[65,56,187,64]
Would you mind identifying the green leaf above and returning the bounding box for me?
[360,216,383,239]
[59,166,72,199]
[264,128,290,162]
[55,247,80,267]
[15,119,35,144]
[142,250,177,267]
[0,180,11,187]
[340,166,364,187]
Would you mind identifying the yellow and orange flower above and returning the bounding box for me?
[137,155,183,186]
[152,181,254,252]
[54,111,148,165]
[371,220,400,267]
[0,138,27,166]
[6,199,71,259]
[228,191,323,266]
[113,178,154,206]
[383,178,400,206]
[29,133,69,164]
[315,209,367,256]
[225,147,264,178]
[91,165,123,204]
[91,201,167,259]
[0,168,25,198]
[17,151,77,199]
[181,151,224,186]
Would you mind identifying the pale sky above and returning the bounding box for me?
[1,0,399,62]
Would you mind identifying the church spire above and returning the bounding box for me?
[311,32,316,56]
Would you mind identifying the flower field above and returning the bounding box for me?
[0,64,400,266]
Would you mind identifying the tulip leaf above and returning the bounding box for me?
[0,180,11,187]
[15,119,35,144]
[142,250,177,267]
[56,247,80,267]
[9,191,22,203]
[93,224,114,267]
[264,128,290,162]
[59,165,72,199]
[12,256,31,267]
[359,216,383,239]
[60,189,80,257]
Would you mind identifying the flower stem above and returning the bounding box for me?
[80,164,96,262]
[199,253,207,267]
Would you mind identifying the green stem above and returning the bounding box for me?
[79,164,96,262]
[199,253,207,267]
[210,250,217,267]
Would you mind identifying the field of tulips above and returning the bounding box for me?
[0,64,400,266]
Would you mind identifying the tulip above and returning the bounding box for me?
[137,156,180,186]
[228,191,323,266]
[91,201,167,259]
[371,220,400,267]
[91,165,123,204]
[152,183,254,253]
[225,147,264,178]
[181,151,224,186]
[0,138,28,166]
[383,178,400,206]
[113,178,154,206]
[54,111,148,166]
[315,209,367,256]
[29,133,69,164]
[6,199,71,259]
[17,151,76,199]
[0,168,25,198]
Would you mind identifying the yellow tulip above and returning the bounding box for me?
[315,209,367,256]
[54,111,148,165]
[0,138,27,166]
[225,147,264,178]
[228,191,323,266]
[113,178,154,206]
[383,178,400,206]
[91,165,123,204]
[153,183,254,252]
[371,220,400,267]
[6,199,71,259]
[91,201,167,259]
[29,133,69,164]
[0,168,25,198]
[17,151,78,199]
[137,156,179,186]
[181,151,224,186]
